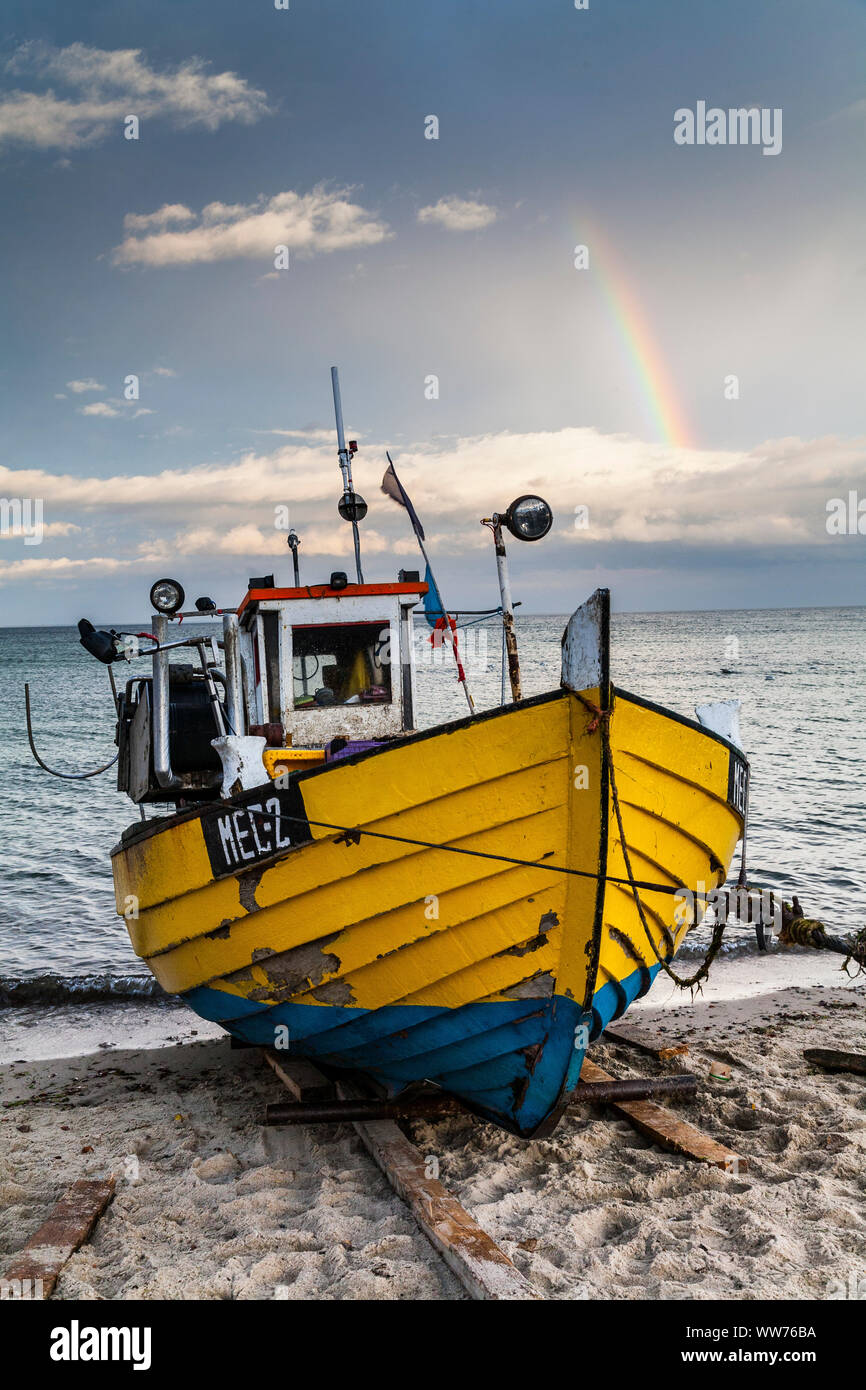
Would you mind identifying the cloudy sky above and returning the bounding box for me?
[0,0,864,624]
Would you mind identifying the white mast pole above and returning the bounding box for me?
[490,517,521,703]
[331,367,364,584]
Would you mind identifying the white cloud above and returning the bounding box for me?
[113,186,392,267]
[0,442,340,514]
[0,43,269,150]
[146,522,392,561]
[417,197,499,232]
[123,206,195,234]
[251,427,349,442]
[76,398,154,420]
[0,521,80,542]
[0,554,134,580]
[66,378,105,393]
[0,430,862,593]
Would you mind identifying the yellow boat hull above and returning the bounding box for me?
[112,686,745,1136]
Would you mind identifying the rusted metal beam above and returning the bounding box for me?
[580,1059,747,1172]
[569,1073,697,1105]
[1,1177,115,1299]
[265,1072,697,1125]
[266,1092,461,1125]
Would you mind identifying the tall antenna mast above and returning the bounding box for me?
[331,366,365,584]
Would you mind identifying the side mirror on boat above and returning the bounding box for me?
[77,619,123,664]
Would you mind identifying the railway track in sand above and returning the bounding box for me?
[260,1028,747,1302]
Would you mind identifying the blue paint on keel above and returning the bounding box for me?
[183,963,658,1137]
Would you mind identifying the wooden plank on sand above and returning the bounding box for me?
[581,1059,747,1173]
[266,1053,535,1299]
[264,1049,335,1101]
[1,1177,115,1299]
[803,1048,866,1076]
[604,1023,689,1061]
[335,1080,539,1301]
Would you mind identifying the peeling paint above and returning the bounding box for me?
[496,912,559,959]
[608,924,649,970]
[238,865,266,914]
[498,935,548,959]
[502,971,555,1000]
[520,1041,545,1075]
[511,1074,531,1110]
[233,933,344,1001]
[307,977,357,1005]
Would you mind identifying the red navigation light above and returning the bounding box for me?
[348,440,358,453]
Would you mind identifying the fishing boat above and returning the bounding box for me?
[31,371,751,1138]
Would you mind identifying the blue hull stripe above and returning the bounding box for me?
[184,962,660,1137]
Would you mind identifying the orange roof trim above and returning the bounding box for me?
[237,580,428,618]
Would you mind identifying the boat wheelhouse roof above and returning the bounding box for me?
[237,577,428,618]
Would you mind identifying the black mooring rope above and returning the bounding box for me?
[206,705,748,981]
[235,791,687,898]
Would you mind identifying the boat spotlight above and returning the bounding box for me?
[480,494,552,705]
[503,494,553,542]
[337,491,368,523]
[149,577,185,615]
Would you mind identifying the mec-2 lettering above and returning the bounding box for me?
[215,797,294,869]
[200,783,309,877]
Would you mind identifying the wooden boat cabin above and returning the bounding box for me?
[114,568,428,806]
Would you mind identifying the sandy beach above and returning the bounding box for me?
[2,952,864,1302]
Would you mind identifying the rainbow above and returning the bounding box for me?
[576,223,693,449]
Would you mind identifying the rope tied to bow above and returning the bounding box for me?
[574,692,610,735]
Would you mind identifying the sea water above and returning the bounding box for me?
[1,608,863,1057]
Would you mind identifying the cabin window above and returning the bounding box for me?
[292,622,392,708]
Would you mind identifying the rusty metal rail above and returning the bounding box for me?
[580,1059,748,1172]
[265,1072,697,1126]
[266,1093,460,1125]
[569,1073,697,1105]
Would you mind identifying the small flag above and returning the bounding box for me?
[381,457,425,542]
[422,562,448,630]
[381,452,474,711]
